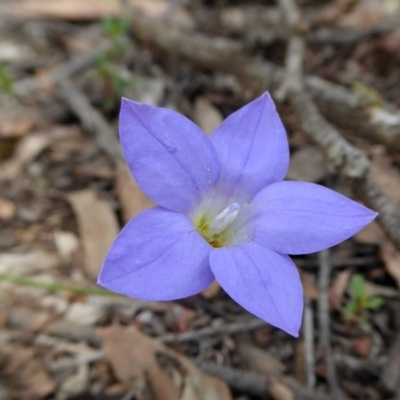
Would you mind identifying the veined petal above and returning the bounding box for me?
[120,98,220,213]
[98,207,214,300]
[210,242,303,336]
[210,93,289,201]
[251,181,377,255]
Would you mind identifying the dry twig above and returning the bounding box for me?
[128,10,400,153]
[56,79,123,164]
[318,250,343,400]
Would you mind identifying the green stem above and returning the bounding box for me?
[0,272,118,296]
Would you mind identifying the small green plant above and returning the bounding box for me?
[96,16,135,110]
[343,273,384,326]
[0,62,14,95]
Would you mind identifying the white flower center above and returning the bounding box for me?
[209,202,240,235]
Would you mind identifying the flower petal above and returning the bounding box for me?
[98,207,214,300]
[210,93,289,200]
[210,242,303,336]
[251,181,377,255]
[120,98,220,213]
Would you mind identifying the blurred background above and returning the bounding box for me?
[0,0,400,399]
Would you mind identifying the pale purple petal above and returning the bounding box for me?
[210,242,303,336]
[120,98,220,213]
[210,93,289,201]
[250,181,377,255]
[98,207,214,300]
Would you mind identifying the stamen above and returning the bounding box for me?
[209,203,240,235]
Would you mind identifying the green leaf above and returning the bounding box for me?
[343,299,357,321]
[351,274,366,299]
[366,297,385,310]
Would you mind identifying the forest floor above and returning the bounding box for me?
[1,1,400,399]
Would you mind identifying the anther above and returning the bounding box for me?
[209,203,240,235]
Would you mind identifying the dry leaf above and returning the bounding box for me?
[115,162,154,223]
[352,336,372,358]
[67,190,119,279]
[287,146,327,183]
[354,221,383,245]
[381,241,400,289]
[54,230,79,263]
[0,345,56,400]
[201,280,221,299]
[193,98,223,136]
[0,133,50,180]
[97,325,233,400]
[338,0,399,29]
[0,250,60,275]
[299,270,318,300]
[0,197,16,220]
[13,0,194,28]
[330,269,352,311]
[238,342,285,376]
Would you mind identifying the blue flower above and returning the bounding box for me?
[98,93,376,336]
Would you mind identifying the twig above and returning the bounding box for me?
[195,360,333,400]
[289,89,400,250]
[158,317,265,344]
[318,250,343,400]
[303,296,316,388]
[14,51,100,97]
[275,0,304,100]
[128,10,400,153]
[194,360,268,397]
[379,332,400,395]
[56,79,123,164]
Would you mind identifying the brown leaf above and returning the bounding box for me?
[67,190,119,279]
[0,197,16,220]
[193,98,223,136]
[354,221,383,245]
[299,270,318,300]
[13,0,194,28]
[201,280,221,299]
[287,146,327,183]
[0,345,56,400]
[97,325,233,400]
[330,269,352,311]
[115,162,154,223]
[0,133,51,180]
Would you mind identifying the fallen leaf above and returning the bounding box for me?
[287,146,327,183]
[330,269,352,311]
[67,190,119,279]
[299,270,318,300]
[0,197,16,220]
[352,336,372,358]
[12,0,194,28]
[354,221,383,245]
[115,162,154,223]
[97,325,233,400]
[0,250,60,275]
[0,133,50,181]
[193,97,223,136]
[54,230,79,263]
[65,302,105,326]
[201,280,221,299]
[0,345,56,400]
[237,342,285,375]
[338,0,399,29]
